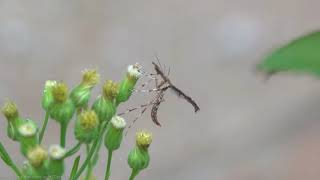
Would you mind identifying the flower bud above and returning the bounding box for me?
[41,80,57,111]
[52,82,68,103]
[70,69,100,108]
[127,130,152,173]
[116,63,142,104]
[74,110,99,143]
[136,130,152,149]
[27,146,48,168]
[1,101,26,141]
[1,100,19,121]
[45,144,66,177]
[91,95,116,123]
[104,116,126,151]
[103,80,119,101]
[18,120,39,156]
[24,146,48,179]
[49,82,75,125]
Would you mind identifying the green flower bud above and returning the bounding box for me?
[70,69,100,108]
[128,146,150,172]
[116,63,142,104]
[1,101,26,141]
[49,99,75,125]
[22,161,47,180]
[7,122,16,140]
[104,116,126,151]
[18,120,39,156]
[25,146,48,179]
[128,130,152,176]
[74,110,99,143]
[49,82,75,125]
[41,80,57,111]
[45,145,66,178]
[92,96,116,123]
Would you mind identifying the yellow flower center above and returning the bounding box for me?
[82,69,100,86]
[52,82,68,103]
[136,130,152,148]
[79,110,99,130]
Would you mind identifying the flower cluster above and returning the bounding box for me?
[0,64,157,180]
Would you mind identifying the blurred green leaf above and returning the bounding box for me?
[69,155,80,180]
[0,142,13,166]
[258,31,320,76]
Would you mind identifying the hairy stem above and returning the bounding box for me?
[104,150,113,180]
[39,111,50,144]
[64,142,82,158]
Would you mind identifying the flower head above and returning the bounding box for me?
[1,100,19,121]
[81,69,100,87]
[48,144,66,160]
[136,130,152,148]
[102,80,119,100]
[18,120,37,137]
[79,110,99,131]
[27,146,48,168]
[52,82,68,103]
[110,116,126,130]
[127,63,142,79]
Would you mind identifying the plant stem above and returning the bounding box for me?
[60,123,68,148]
[104,150,113,180]
[72,122,108,180]
[11,164,25,180]
[85,144,93,180]
[91,126,105,166]
[39,111,50,144]
[64,142,82,158]
[129,169,139,180]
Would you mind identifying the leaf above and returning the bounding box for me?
[69,155,81,180]
[0,142,13,166]
[258,31,320,76]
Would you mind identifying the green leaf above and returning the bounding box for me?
[0,142,13,166]
[258,31,320,76]
[69,155,81,180]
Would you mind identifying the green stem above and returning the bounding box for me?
[85,144,93,180]
[129,169,139,180]
[91,126,106,166]
[72,122,108,180]
[64,142,82,158]
[104,150,113,180]
[11,164,25,180]
[60,123,68,148]
[39,111,50,144]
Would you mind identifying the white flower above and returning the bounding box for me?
[110,116,126,129]
[18,121,37,137]
[48,144,66,160]
[127,63,142,79]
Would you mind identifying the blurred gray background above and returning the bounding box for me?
[1,0,320,179]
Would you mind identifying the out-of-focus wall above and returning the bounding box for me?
[1,0,320,179]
